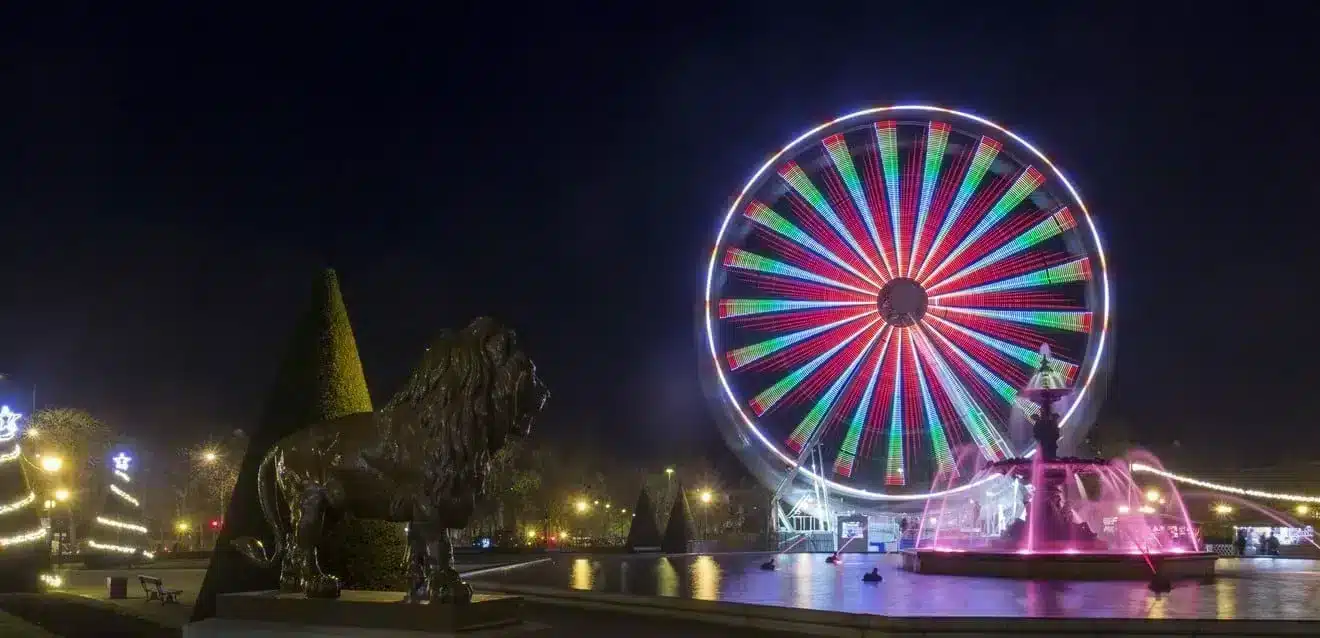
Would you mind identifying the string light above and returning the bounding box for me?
[1131,463,1320,504]
[0,444,20,464]
[96,516,147,534]
[0,527,46,547]
[0,406,22,443]
[110,484,140,507]
[88,539,153,558]
[0,492,36,516]
[114,470,131,483]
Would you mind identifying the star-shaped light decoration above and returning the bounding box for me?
[0,406,21,443]
[112,452,133,473]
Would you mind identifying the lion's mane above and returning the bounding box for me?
[375,317,535,500]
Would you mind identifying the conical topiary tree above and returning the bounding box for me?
[660,483,695,554]
[624,488,661,552]
[194,269,375,621]
[85,446,151,566]
[0,406,47,592]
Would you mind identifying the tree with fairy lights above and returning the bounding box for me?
[0,405,48,592]
[85,448,152,566]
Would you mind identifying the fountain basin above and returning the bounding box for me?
[901,548,1217,580]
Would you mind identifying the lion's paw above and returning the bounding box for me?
[304,574,342,599]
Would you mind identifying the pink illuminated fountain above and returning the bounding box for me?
[901,346,1217,581]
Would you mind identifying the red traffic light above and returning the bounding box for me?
[209,519,221,529]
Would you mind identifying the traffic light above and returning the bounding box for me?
[209,519,221,530]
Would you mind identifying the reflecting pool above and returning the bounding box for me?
[474,552,1320,620]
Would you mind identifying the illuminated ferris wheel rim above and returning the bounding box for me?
[702,104,1112,501]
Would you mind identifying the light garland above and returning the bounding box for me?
[0,491,35,516]
[114,470,131,483]
[1131,463,1320,505]
[0,406,21,443]
[0,527,47,547]
[87,539,154,559]
[110,484,140,507]
[39,573,63,588]
[95,516,147,534]
[0,443,19,464]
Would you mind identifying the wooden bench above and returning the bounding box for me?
[138,575,183,604]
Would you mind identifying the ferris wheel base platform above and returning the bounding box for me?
[900,548,1217,580]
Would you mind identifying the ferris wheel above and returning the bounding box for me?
[703,105,1111,501]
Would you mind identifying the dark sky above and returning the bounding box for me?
[1,4,1316,472]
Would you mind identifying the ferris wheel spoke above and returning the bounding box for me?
[926,314,1079,383]
[718,298,872,319]
[822,135,896,280]
[744,200,884,290]
[928,257,1091,304]
[914,136,1001,281]
[923,319,1030,406]
[832,327,893,477]
[779,161,888,282]
[883,330,907,485]
[928,306,1092,333]
[926,208,1077,295]
[872,122,905,279]
[724,248,875,296]
[786,325,885,452]
[726,311,874,371]
[908,334,955,475]
[908,122,950,277]
[921,167,1045,287]
[749,318,880,416]
[911,329,1012,461]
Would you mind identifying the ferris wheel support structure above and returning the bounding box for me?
[769,441,838,552]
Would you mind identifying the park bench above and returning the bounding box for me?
[138,575,183,604]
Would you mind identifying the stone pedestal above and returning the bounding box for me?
[185,590,522,637]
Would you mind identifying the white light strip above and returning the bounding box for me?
[0,444,20,464]
[96,516,148,534]
[0,527,46,547]
[1131,463,1320,504]
[110,484,140,507]
[88,539,154,559]
[0,491,35,516]
[114,471,131,483]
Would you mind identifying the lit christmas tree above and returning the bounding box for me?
[85,449,153,563]
[0,405,47,592]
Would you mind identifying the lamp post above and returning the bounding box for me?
[699,490,713,540]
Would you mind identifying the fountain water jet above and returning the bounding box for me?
[901,346,1217,580]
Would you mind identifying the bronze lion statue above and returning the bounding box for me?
[233,317,549,602]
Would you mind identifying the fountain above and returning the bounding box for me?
[901,346,1217,580]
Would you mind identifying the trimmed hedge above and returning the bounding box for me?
[317,518,408,591]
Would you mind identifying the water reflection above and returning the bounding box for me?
[571,557,593,591]
[691,555,720,600]
[656,557,678,597]
[477,553,1320,620]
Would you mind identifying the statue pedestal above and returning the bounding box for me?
[185,590,522,637]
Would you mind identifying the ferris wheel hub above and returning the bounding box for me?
[876,278,928,327]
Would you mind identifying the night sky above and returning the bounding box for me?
[1,5,1316,472]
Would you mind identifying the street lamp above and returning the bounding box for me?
[1213,504,1234,516]
[1144,489,1160,503]
[1297,504,1310,516]
[176,521,191,534]
[40,456,64,473]
[699,490,713,504]
[575,499,588,513]
[202,450,218,463]
[53,488,70,502]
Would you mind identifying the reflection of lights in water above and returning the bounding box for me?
[792,554,813,609]
[656,558,679,597]
[690,555,721,601]
[571,558,593,590]
[1216,579,1236,620]
[1147,595,1167,619]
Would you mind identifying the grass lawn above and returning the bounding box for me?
[0,610,57,638]
[0,593,178,638]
